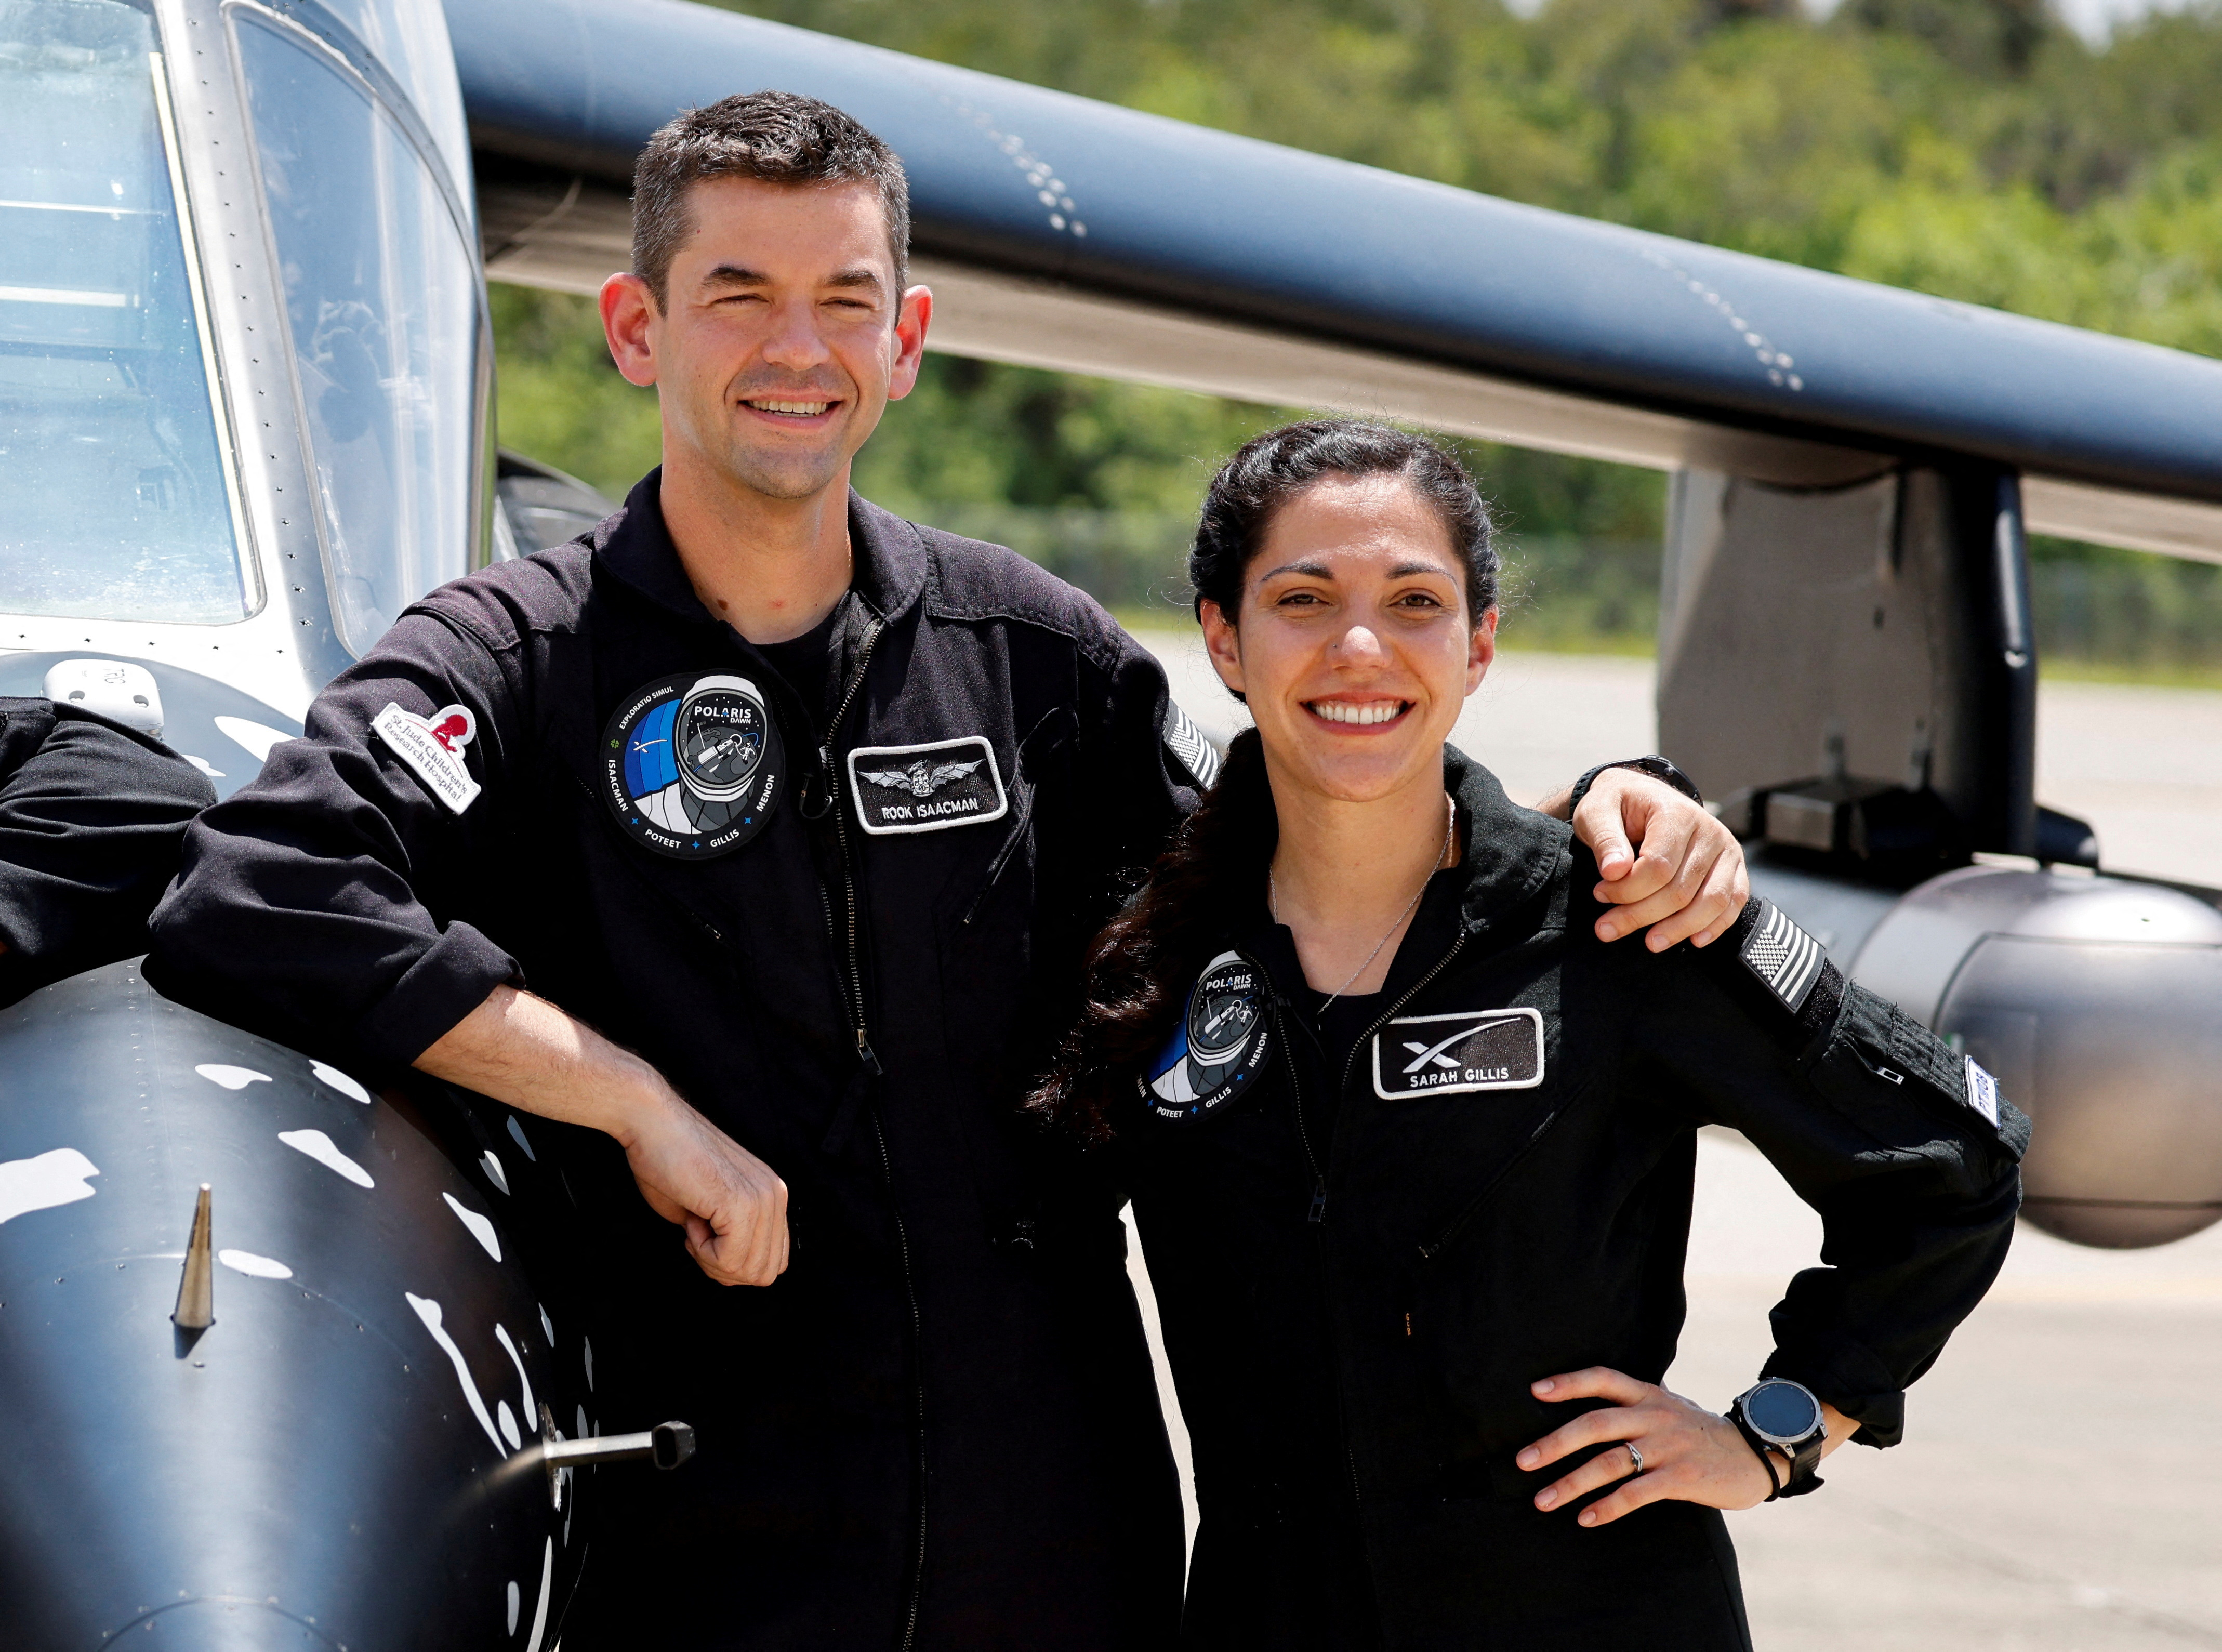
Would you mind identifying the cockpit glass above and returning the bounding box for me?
[307,0,472,206]
[235,11,478,657]
[0,0,251,625]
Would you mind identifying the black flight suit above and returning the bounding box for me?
[146,476,1196,1650]
[1126,748,2028,1651]
[0,698,214,1009]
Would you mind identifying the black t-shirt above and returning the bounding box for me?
[1302,987,1384,1138]
[1305,987,1385,1084]
[752,598,846,725]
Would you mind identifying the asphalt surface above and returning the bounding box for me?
[1128,632,2222,1650]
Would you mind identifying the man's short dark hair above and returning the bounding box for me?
[631,91,911,311]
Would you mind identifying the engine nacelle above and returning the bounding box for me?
[1850,866,2222,1249]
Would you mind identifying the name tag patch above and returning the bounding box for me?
[1143,949,1272,1122]
[1372,1009,1544,1100]
[601,672,785,860]
[1964,1057,2001,1126]
[848,736,1008,836]
[372,702,481,815]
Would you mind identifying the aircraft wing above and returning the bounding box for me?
[452,0,2222,560]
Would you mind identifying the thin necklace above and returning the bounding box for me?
[1271,792,1456,1019]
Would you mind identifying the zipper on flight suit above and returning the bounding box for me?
[805,612,932,1648]
[809,614,885,1074]
[1282,925,1471,1624]
[1287,930,1470,1226]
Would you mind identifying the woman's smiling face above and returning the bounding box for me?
[1201,470,1497,804]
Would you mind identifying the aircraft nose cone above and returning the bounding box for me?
[0,965,586,1650]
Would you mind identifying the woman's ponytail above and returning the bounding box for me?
[1029,728,1276,1144]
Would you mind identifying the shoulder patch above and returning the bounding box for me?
[372,702,481,815]
[601,672,785,859]
[1372,1009,1544,1099]
[1741,898,1826,1014]
[1164,702,1222,789]
[1963,1057,2001,1126]
[1143,949,1272,1122]
[848,736,1009,835]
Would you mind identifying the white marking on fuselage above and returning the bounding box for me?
[538,1304,554,1346]
[495,1322,537,1424]
[0,1148,99,1225]
[218,1248,293,1279]
[506,1579,520,1636]
[583,1337,594,1392]
[445,1193,501,1261]
[497,1398,522,1451]
[524,1536,554,1652]
[506,1116,536,1161]
[214,715,295,762]
[183,754,225,779]
[280,1129,374,1188]
[310,1061,371,1104]
[195,1063,272,1091]
[405,1291,506,1456]
[480,1151,510,1194]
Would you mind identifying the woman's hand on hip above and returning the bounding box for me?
[1516,1366,1775,1527]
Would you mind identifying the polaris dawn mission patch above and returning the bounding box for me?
[1372,1008,1545,1099]
[1144,949,1272,1122]
[846,736,1009,835]
[602,672,785,859]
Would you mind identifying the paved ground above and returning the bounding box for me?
[1127,632,2222,1649]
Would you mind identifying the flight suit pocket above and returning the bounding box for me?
[1809,983,2027,1180]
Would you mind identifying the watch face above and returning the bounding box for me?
[1744,1380,1822,1444]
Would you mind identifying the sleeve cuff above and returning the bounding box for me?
[354,920,524,1067]
[1761,1340,1907,1447]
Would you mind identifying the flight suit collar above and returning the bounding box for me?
[1234,746,1570,1009]
[591,468,930,630]
[1442,744,1571,935]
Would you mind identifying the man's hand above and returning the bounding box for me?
[616,1087,790,1287]
[416,985,789,1287]
[1544,769,1749,951]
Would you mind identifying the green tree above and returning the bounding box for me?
[492,0,2222,666]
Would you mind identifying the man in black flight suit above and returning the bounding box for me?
[1,691,213,1009]
[147,94,1750,1649]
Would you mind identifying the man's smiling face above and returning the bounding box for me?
[624,175,925,503]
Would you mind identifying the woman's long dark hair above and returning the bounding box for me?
[1030,419,1500,1143]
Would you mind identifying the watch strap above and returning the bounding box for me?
[1778,1431,1828,1498]
[1727,1408,1785,1503]
[1567,755,1706,816]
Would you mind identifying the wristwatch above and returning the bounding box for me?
[1567,755,1705,815]
[1728,1378,1828,1500]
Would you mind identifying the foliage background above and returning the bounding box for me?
[490,0,2222,678]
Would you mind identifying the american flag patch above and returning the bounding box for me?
[1164,702,1223,789]
[1741,898,1826,1014]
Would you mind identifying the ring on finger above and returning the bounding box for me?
[1624,1442,1644,1477]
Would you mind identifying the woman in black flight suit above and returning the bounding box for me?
[1032,420,2027,1650]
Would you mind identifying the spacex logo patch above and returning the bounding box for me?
[1740,899,1826,1014]
[1372,1009,1544,1100]
[372,702,481,814]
